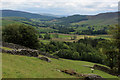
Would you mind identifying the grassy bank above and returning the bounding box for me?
[2,53,118,78]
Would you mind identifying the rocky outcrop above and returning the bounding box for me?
[93,64,117,76]
[2,42,59,59]
[2,48,59,60]
[2,42,29,49]
[61,69,77,75]
[61,69,105,80]
[38,56,51,62]
[39,51,59,59]
[84,74,105,80]
[2,49,39,57]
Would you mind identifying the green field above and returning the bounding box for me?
[39,33,111,43]
[37,27,58,33]
[2,53,119,78]
[2,19,22,26]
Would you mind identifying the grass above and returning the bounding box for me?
[38,27,58,33]
[53,34,72,38]
[41,33,73,38]
[40,39,51,44]
[2,53,119,78]
[2,19,23,26]
[94,35,112,39]
[0,47,13,50]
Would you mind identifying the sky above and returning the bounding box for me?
[1,0,119,15]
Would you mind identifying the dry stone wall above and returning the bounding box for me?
[2,42,59,59]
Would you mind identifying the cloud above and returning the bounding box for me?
[1,0,119,15]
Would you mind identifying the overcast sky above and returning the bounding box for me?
[1,0,119,15]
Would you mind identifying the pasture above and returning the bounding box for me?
[2,53,118,78]
[39,33,111,43]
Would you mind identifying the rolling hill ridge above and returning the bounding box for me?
[1,10,119,26]
[1,10,57,21]
[56,12,119,25]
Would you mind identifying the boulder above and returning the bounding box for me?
[84,74,105,80]
[38,56,51,62]
[2,42,29,49]
[61,69,77,75]
[39,51,59,59]
[93,64,116,75]
[20,49,39,57]
[2,49,39,57]
[60,69,105,79]
[118,75,120,77]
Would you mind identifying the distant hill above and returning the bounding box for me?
[55,15,88,24]
[54,12,119,25]
[1,10,119,27]
[1,17,33,26]
[39,13,63,18]
[71,12,119,25]
[1,10,57,21]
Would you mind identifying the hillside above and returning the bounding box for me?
[55,15,88,24]
[1,17,29,26]
[1,10,119,26]
[71,12,119,26]
[2,53,118,78]
[1,10,119,35]
[52,11,118,25]
[1,17,52,28]
[1,10,57,21]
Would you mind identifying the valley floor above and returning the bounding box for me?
[40,34,112,43]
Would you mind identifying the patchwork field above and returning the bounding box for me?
[37,27,58,33]
[39,33,112,43]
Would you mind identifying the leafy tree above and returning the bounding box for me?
[98,40,117,69]
[2,24,40,49]
[43,33,51,39]
[72,52,79,60]
[57,49,73,59]
[39,34,43,38]
[109,25,120,72]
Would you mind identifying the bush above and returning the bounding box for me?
[56,49,80,60]
[72,52,79,60]
[56,49,73,59]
